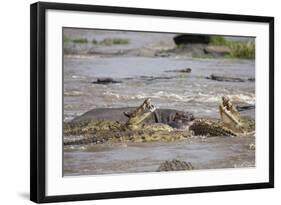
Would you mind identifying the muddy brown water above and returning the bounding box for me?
[63,29,255,176]
[64,136,255,176]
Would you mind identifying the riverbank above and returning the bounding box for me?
[63,28,255,59]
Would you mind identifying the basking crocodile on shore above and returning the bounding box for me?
[64,97,255,146]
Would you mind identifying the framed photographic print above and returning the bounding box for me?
[30,2,274,203]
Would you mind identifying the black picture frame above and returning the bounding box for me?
[30,1,274,203]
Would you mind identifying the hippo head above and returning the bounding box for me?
[169,111,195,129]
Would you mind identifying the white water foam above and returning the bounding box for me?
[102,91,255,105]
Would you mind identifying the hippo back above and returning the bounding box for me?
[71,107,134,123]
[71,107,194,128]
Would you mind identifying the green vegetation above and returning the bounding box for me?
[99,38,130,45]
[176,44,186,49]
[209,36,255,59]
[63,35,72,43]
[63,35,130,46]
[72,38,88,44]
[226,41,255,59]
[63,35,88,44]
[91,39,98,44]
[192,53,212,59]
[209,36,227,46]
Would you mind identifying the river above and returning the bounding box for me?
[63,29,255,176]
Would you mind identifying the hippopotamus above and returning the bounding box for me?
[64,97,255,146]
[71,107,194,129]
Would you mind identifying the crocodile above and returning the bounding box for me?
[71,104,194,129]
[64,99,190,145]
[189,96,255,136]
[64,96,255,146]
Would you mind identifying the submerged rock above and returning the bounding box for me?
[236,105,255,112]
[248,77,255,82]
[157,159,194,171]
[142,76,175,81]
[92,78,122,84]
[248,143,255,150]
[206,74,255,83]
[155,52,171,57]
[164,68,192,73]
[206,74,246,82]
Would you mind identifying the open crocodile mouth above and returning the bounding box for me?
[188,95,255,136]
[124,98,156,118]
[219,96,243,129]
[143,98,156,113]
[124,98,157,129]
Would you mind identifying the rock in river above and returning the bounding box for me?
[157,159,194,171]
[165,68,192,73]
[92,78,122,84]
[236,105,255,112]
[206,74,246,82]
